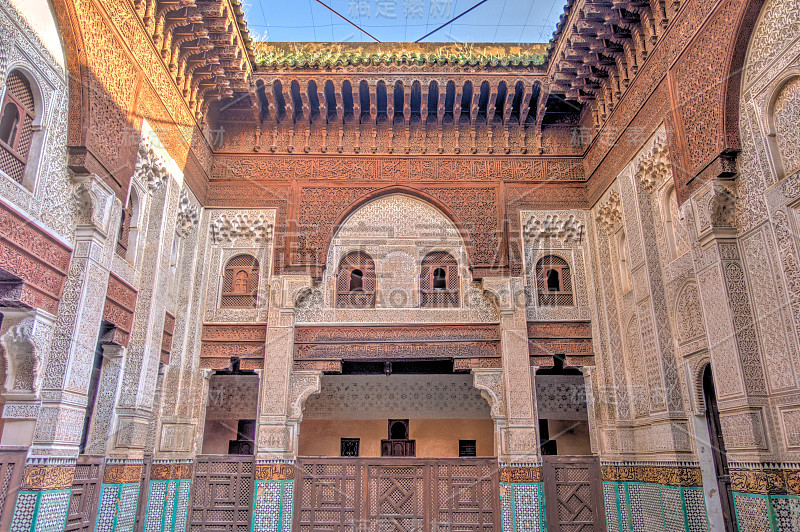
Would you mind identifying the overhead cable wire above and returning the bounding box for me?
[415,0,491,42]
[311,0,381,42]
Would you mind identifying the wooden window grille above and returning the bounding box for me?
[0,71,35,184]
[340,438,360,457]
[420,251,459,308]
[381,419,415,457]
[459,440,477,457]
[221,254,259,308]
[336,251,376,308]
[536,255,574,306]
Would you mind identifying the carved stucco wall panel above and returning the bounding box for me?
[740,227,799,393]
[590,188,632,422]
[296,193,499,324]
[303,374,492,420]
[521,209,591,322]
[0,2,76,243]
[202,209,276,324]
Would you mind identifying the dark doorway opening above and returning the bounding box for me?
[703,364,738,531]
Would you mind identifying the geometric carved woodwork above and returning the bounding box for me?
[200,324,266,370]
[293,324,501,365]
[294,458,498,530]
[528,321,594,367]
[542,456,605,532]
[0,198,71,315]
[190,456,254,532]
[102,274,137,346]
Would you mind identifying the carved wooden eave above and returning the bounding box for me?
[546,0,677,128]
[221,53,552,155]
[132,0,254,120]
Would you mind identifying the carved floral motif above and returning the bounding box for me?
[210,213,274,245]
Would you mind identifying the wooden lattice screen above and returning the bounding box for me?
[536,255,574,306]
[0,71,35,184]
[336,251,376,308]
[220,255,259,309]
[420,251,459,308]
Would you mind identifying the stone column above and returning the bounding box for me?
[10,173,120,532]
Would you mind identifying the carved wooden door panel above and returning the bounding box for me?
[294,458,498,532]
[542,456,605,532]
[366,464,426,531]
[189,455,254,532]
[65,455,104,532]
[430,461,496,531]
[295,459,360,531]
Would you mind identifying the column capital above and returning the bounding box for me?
[71,172,117,236]
[101,343,126,360]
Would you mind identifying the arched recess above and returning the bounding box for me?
[325,185,477,273]
[763,72,800,180]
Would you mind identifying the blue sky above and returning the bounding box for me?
[242,0,567,43]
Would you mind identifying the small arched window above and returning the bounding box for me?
[221,254,259,308]
[0,71,36,185]
[336,251,375,308]
[420,251,459,308]
[432,268,447,290]
[536,255,573,306]
[350,269,364,291]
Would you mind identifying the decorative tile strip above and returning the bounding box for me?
[20,464,75,491]
[255,463,295,481]
[601,465,703,487]
[499,466,542,483]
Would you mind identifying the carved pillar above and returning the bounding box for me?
[84,344,126,455]
[10,173,119,532]
[691,179,771,461]
[112,135,173,459]
[256,275,313,461]
[483,277,538,463]
[34,173,118,457]
[252,277,317,531]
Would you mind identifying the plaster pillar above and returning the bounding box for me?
[691,180,771,460]
[256,275,319,461]
[252,276,319,532]
[483,277,539,463]
[84,344,126,455]
[32,173,118,457]
[9,173,119,532]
